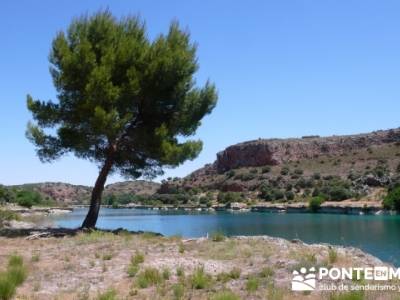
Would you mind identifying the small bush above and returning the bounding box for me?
[162,267,170,280]
[0,255,27,300]
[0,210,20,225]
[229,267,241,279]
[0,275,16,300]
[262,166,271,173]
[172,283,185,300]
[97,289,117,300]
[211,290,241,300]
[127,264,139,277]
[178,243,185,254]
[328,248,338,264]
[190,267,211,289]
[176,266,185,277]
[211,231,225,242]
[136,267,162,288]
[309,196,325,213]
[131,252,145,265]
[102,253,113,260]
[259,267,274,278]
[330,291,364,300]
[383,187,400,211]
[245,277,259,292]
[280,166,289,176]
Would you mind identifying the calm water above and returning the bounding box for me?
[52,208,400,265]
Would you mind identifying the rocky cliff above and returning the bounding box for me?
[215,128,400,172]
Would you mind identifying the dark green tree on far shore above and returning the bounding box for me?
[26,11,217,228]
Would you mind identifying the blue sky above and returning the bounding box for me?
[1,0,400,186]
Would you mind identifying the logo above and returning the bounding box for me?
[292,267,316,291]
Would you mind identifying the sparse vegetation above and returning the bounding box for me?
[136,267,162,288]
[0,255,27,300]
[190,266,211,289]
[245,277,259,292]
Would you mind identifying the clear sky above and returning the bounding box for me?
[1,0,400,186]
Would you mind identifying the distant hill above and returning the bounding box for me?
[8,181,160,204]
[161,128,400,204]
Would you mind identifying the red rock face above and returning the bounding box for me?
[215,128,400,173]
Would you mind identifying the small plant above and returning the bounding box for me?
[383,187,400,211]
[246,277,259,292]
[262,166,271,173]
[176,266,185,277]
[259,267,274,278]
[190,266,211,289]
[280,166,289,176]
[172,283,185,300]
[330,291,364,300]
[328,248,338,264]
[127,264,139,277]
[136,267,162,288]
[211,231,225,242]
[31,252,40,263]
[229,267,241,279]
[102,253,113,261]
[162,267,170,280]
[0,255,27,300]
[309,196,325,213]
[178,243,185,254]
[97,288,117,300]
[211,290,241,300]
[131,252,145,265]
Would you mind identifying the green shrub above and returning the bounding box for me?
[136,267,162,288]
[245,277,259,292]
[262,166,271,173]
[309,196,325,213]
[131,252,144,265]
[226,170,236,178]
[211,290,241,300]
[217,192,243,204]
[328,248,338,264]
[280,166,289,176]
[0,211,20,226]
[383,187,400,211]
[0,255,27,300]
[172,283,185,300]
[190,267,211,289]
[330,291,364,300]
[312,172,321,180]
[211,231,225,242]
[176,266,185,277]
[285,191,295,200]
[294,168,303,175]
[127,264,139,277]
[162,267,170,280]
[97,289,118,300]
[229,267,241,279]
[259,267,274,278]
[15,190,43,208]
[0,275,16,300]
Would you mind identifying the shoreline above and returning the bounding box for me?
[72,200,394,216]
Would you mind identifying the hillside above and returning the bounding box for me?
[6,181,160,205]
[159,128,400,208]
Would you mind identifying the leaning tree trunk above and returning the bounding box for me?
[81,153,114,228]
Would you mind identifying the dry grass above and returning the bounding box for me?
[0,233,396,299]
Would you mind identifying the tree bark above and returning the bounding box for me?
[81,148,115,228]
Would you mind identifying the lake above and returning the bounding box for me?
[52,208,400,265]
